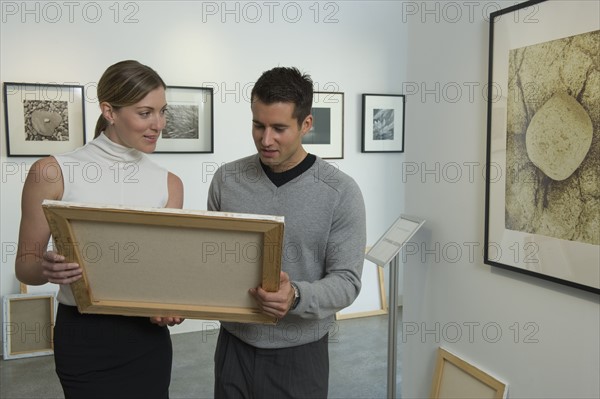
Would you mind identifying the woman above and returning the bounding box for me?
[15,60,183,398]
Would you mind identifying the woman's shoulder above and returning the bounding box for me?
[23,156,63,199]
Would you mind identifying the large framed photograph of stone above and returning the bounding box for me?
[3,82,86,157]
[155,86,213,153]
[484,0,599,294]
[42,200,285,324]
[302,91,344,159]
[361,94,405,153]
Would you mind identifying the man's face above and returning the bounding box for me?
[251,99,312,173]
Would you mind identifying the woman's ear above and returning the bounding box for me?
[100,102,115,125]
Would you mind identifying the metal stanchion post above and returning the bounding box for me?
[387,254,399,399]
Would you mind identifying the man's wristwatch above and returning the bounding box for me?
[290,282,300,310]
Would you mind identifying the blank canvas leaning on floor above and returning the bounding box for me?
[2,293,57,360]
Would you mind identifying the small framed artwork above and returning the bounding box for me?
[42,200,284,324]
[485,0,599,294]
[336,254,387,320]
[156,86,213,153]
[3,82,86,157]
[2,293,57,360]
[430,348,507,399]
[303,91,344,159]
[361,94,405,153]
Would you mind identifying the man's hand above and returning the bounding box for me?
[249,271,295,319]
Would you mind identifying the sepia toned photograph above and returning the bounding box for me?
[504,29,599,246]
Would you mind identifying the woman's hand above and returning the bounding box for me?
[41,251,82,284]
[150,317,186,327]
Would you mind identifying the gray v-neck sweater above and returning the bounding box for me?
[208,154,366,348]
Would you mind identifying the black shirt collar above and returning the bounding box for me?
[260,154,317,187]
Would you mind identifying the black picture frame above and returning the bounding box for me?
[3,82,86,157]
[484,0,599,294]
[155,86,214,153]
[361,94,405,153]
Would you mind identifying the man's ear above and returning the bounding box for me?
[300,114,313,136]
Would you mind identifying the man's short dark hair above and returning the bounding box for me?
[251,67,313,126]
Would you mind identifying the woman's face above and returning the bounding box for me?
[103,86,167,153]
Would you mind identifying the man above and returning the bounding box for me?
[208,66,366,398]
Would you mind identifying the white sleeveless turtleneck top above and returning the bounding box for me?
[53,133,169,305]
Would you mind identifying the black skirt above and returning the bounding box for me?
[54,304,172,399]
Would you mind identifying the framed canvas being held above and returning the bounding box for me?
[3,82,86,157]
[484,0,599,294]
[42,200,285,324]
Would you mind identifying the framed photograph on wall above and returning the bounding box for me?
[303,91,344,159]
[361,94,405,153]
[3,82,86,157]
[156,86,213,153]
[484,0,599,294]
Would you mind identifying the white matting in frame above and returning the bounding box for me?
[366,214,425,267]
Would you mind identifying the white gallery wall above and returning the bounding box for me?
[1,1,599,398]
[402,1,600,398]
[0,3,407,336]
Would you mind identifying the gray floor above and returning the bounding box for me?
[0,314,400,398]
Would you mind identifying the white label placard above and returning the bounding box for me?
[366,214,425,266]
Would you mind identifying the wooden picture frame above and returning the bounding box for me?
[485,0,599,294]
[336,252,387,320]
[42,200,284,324]
[3,82,86,157]
[430,348,507,399]
[2,293,57,360]
[303,91,344,159]
[361,94,405,153]
[155,86,213,153]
